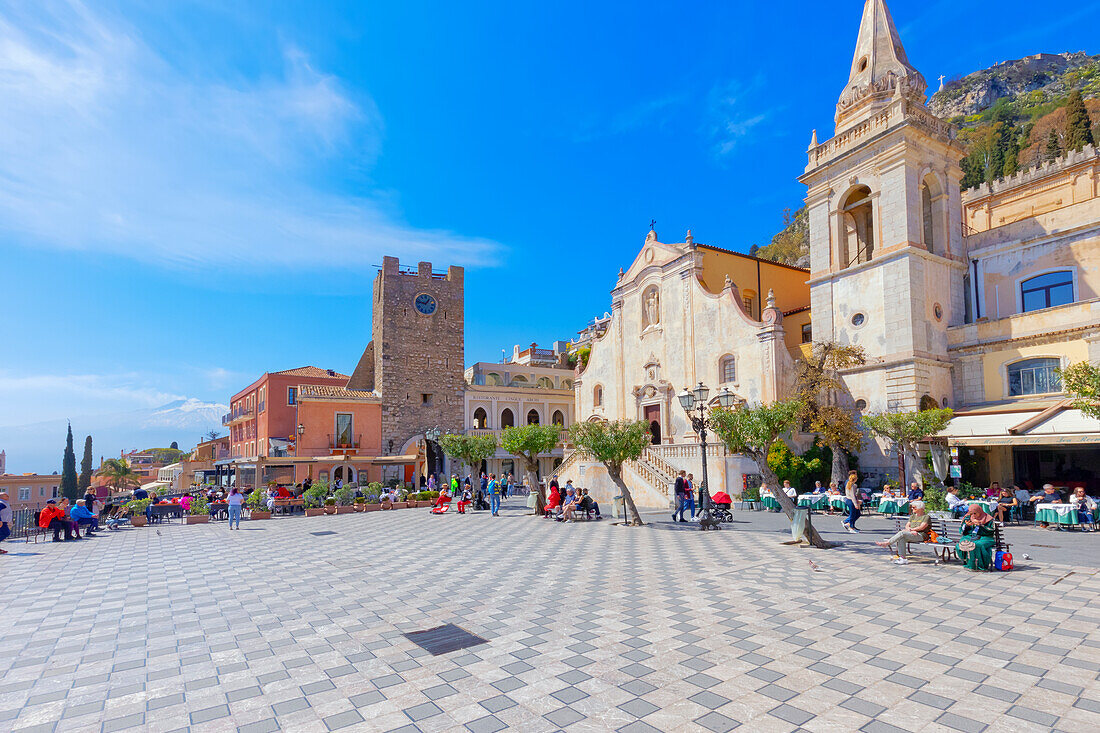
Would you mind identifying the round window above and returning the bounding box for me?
[854,399,867,411]
[851,312,866,327]
[933,303,943,321]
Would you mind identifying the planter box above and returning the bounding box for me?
[353,503,365,512]
[336,506,354,515]
[323,505,337,515]
[364,503,381,512]
[393,502,409,509]
[185,514,209,525]
[250,511,271,520]
[304,507,325,517]
[130,515,147,527]
[416,500,432,508]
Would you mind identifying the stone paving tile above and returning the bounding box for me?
[2,505,1100,732]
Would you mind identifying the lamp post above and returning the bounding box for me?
[677,382,738,531]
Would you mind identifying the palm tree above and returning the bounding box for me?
[96,458,139,494]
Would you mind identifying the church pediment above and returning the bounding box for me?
[619,230,692,287]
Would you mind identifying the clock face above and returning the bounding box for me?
[414,292,437,315]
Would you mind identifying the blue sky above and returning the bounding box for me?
[2,0,1098,471]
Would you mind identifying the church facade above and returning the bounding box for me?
[562,0,1100,505]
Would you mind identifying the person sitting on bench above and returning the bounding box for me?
[578,489,601,520]
[875,500,930,564]
[559,486,579,521]
[70,499,99,536]
[544,483,561,518]
[40,499,79,541]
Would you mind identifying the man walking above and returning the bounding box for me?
[488,473,501,516]
[673,470,687,522]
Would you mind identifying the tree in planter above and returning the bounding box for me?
[438,433,497,479]
[303,480,329,509]
[96,458,139,494]
[1060,361,1100,422]
[78,436,94,494]
[861,408,954,487]
[500,424,562,514]
[61,423,79,502]
[708,400,831,549]
[246,489,268,515]
[794,342,866,485]
[187,493,209,516]
[567,420,651,526]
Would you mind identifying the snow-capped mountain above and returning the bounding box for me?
[0,399,228,475]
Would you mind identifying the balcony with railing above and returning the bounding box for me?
[221,406,256,426]
[328,434,362,451]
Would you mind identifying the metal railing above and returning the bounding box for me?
[221,406,256,425]
[328,434,362,450]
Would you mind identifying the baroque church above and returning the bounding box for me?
[561,0,1100,506]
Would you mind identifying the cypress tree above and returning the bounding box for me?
[78,435,94,493]
[1045,129,1062,161]
[61,423,79,502]
[1063,89,1095,152]
[170,441,179,450]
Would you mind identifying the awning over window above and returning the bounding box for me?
[938,401,1100,446]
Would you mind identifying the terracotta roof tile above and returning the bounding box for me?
[297,384,378,400]
[271,366,350,379]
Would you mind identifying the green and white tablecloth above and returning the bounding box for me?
[1035,502,1079,526]
[761,495,781,510]
[878,498,911,515]
[826,496,849,511]
[798,493,828,509]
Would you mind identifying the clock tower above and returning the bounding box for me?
[347,256,465,462]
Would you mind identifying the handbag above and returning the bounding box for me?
[958,539,976,552]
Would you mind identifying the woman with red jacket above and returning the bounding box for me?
[544,484,561,519]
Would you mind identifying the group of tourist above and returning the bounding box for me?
[544,478,601,521]
[28,490,105,543]
[944,482,1097,529]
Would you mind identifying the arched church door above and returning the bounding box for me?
[643,405,661,445]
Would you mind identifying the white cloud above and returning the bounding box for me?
[0,371,187,427]
[0,1,500,271]
[708,78,775,156]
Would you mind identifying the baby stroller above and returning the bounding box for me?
[709,492,734,523]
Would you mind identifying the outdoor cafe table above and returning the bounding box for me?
[797,493,828,509]
[208,501,228,520]
[761,495,781,510]
[149,504,183,522]
[878,497,911,515]
[1035,502,1078,527]
[964,499,998,514]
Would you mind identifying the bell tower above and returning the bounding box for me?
[799,0,966,421]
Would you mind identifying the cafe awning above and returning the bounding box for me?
[938,400,1100,446]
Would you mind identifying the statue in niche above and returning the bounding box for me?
[644,289,660,328]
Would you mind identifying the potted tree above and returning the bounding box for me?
[334,485,356,514]
[366,482,383,511]
[248,488,271,520]
[127,498,152,527]
[323,496,338,515]
[303,481,328,517]
[185,493,210,524]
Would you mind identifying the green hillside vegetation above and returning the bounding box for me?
[956,91,1098,189]
[750,206,808,267]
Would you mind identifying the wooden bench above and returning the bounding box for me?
[892,516,1011,568]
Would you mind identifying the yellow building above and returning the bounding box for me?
[940,143,1100,490]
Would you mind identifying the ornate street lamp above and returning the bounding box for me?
[678,382,737,531]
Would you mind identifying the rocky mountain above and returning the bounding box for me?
[929,52,1099,122]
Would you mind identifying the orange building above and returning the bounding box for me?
[217,366,402,489]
